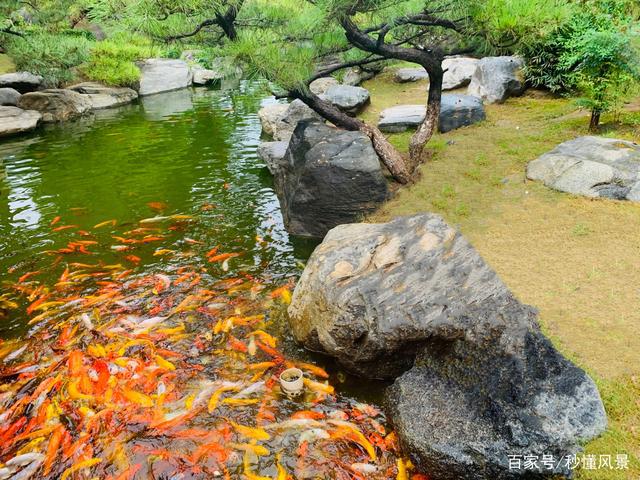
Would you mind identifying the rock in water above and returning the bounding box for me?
[320,85,370,114]
[273,121,387,238]
[467,56,525,104]
[288,213,606,479]
[17,89,91,122]
[0,106,41,137]
[0,72,43,94]
[0,88,21,106]
[439,95,485,133]
[68,83,138,109]
[258,100,322,141]
[257,141,288,175]
[137,59,193,96]
[527,136,640,201]
[192,68,221,86]
[309,77,339,95]
[442,56,479,90]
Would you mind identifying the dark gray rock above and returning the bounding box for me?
[0,106,41,137]
[0,88,21,106]
[274,121,388,238]
[288,213,607,479]
[527,136,640,201]
[0,72,43,94]
[320,85,370,114]
[257,141,288,175]
[439,94,486,133]
[137,59,193,96]
[378,95,485,134]
[17,89,91,122]
[68,82,138,109]
[467,56,526,104]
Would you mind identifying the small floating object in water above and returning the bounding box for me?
[279,367,304,398]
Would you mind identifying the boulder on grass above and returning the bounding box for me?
[258,100,323,141]
[0,88,21,106]
[273,121,388,238]
[288,213,607,479]
[309,77,339,95]
[320,85,370,114]
[137,59,193,96]
[0,72,43,94]
[442,56,479,90]
[17,89,91,122]
[378,95,485,134]
[0,106,41,137]
[527,136,640,201]
[467,56,525,104]
[257,141,288,175]
[68,83,138,109]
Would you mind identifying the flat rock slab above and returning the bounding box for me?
[0,106,41,137]
[378,95,485,133]
[289,213,607,479]
[320,85,370,114]
[17,89,91,122]
[138,59,193,96]
[0,88,21,106]
[257,141,288,175]
[527,136,640,201]
[273,120,387,238]
[467,56,525,104]
[0,72,43,94]
[68,82,138,109]
[394,68,429,83]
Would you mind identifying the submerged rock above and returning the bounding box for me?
[288,213,607,479]
[467,56,526,104]
[273,121,387,238]
[0,106,41,137]
[0,88,21,106]
[0,72,43,94]
[68,83,138,109]
[527,136,640,201]
[137,59,193,96]
[258,100,322,141]
[320,85,370,114]
[17,89,91,122]
[378,95,485,133]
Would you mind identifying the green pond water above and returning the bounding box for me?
[0,82,316,339]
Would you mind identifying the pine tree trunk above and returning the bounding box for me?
[589,110,601,132]
[293,90,411,184]
[409,67,443,168]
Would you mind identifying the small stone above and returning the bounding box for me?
[0,88,21,106]
[320,85,370,114]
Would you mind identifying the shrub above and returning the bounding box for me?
[5,31,92,86]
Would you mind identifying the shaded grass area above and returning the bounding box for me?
[361,69,640,479]
[0,54,16,74]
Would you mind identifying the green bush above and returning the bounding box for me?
[5,31,92,87]
[81,33,163,87]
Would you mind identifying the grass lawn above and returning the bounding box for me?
[0,54,16,74]
[361,68,640,480]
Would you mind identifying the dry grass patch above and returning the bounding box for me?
[0,54,16,74]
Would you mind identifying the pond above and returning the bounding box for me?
[0,84,410,479]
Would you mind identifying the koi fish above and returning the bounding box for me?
[329,419,377,461]
[60,457,102,480]
[231,422,271,441]
[303,378,334,395]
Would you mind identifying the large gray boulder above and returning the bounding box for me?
[288,213,607,479]
[0,72,43,94]
[320,85,370,114]
[258,100,323,141]
[527,136,640,201]
[467,56,526,104]
[309,77,339,95]
[0,88,21,106]
[394,68,429,83]
[68,83,138,109]
[439,94,485,133]
[442,56,479,90]
[17,89,91,122]
[378,95,485,134]
[137,59,193,96]
[257,141,288,175]
[273,121,388,238]
[0,106,41,137]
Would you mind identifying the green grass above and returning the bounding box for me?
[360,71,640,479]
[0,54,15,74]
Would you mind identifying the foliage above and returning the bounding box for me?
[81,32,163,86]
[4,31,92,86]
